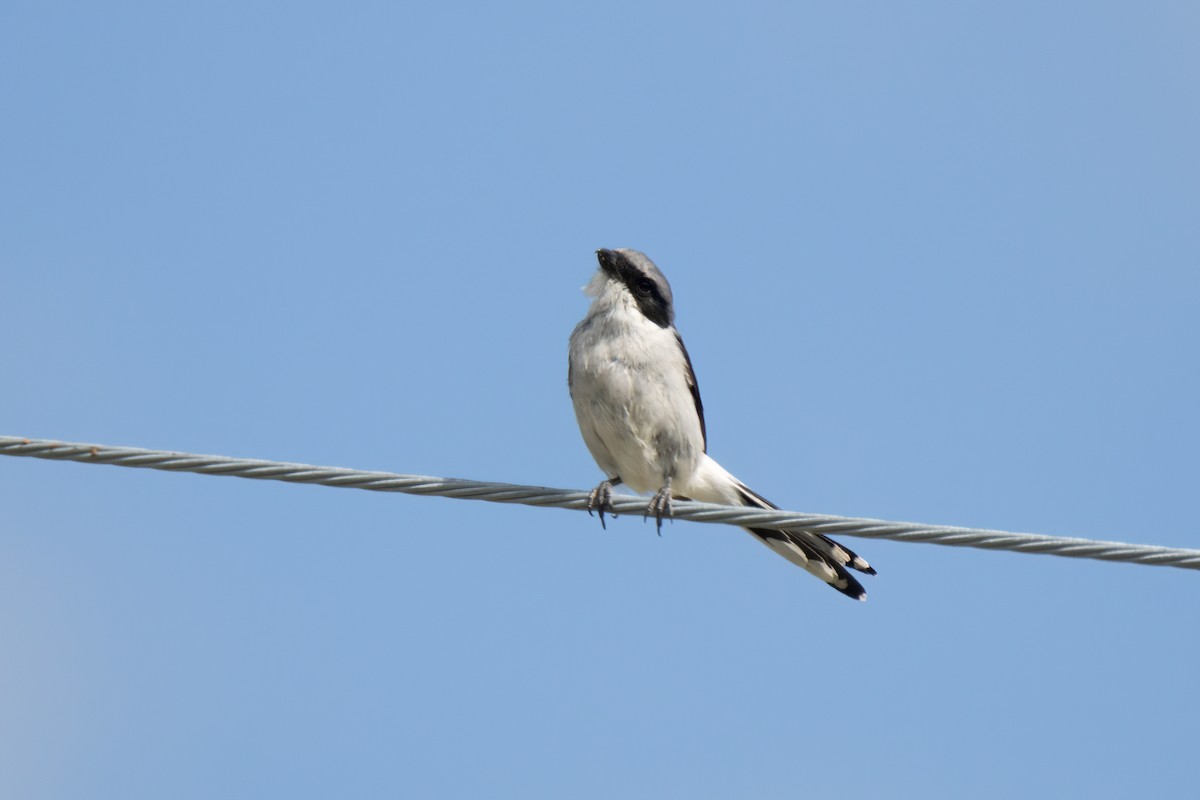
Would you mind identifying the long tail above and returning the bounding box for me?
[734,481,876,601]
[685,455,876,601]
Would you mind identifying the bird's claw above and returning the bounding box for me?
[644,483,673,536]
[587,479,617,529]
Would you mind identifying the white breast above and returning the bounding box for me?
[568,278,705,494]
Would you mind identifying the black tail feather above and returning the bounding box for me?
[746,527,868,600]
[734,481,876,599]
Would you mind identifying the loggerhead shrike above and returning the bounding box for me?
[568,248,876,600]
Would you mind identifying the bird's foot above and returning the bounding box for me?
[587,478,619,529]
[645,480,673,536]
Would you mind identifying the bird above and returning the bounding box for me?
[567,248,876,600]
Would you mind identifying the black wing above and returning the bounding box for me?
[675,331,707,452]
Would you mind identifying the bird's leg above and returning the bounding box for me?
[587,476,621,529]
[645,477,674,536]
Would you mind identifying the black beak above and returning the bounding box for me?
[595,248,618,277]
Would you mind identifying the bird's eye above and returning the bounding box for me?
[634,278,654,295]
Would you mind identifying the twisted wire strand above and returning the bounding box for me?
[3,435,1198,571]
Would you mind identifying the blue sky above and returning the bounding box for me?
[2,2,1197,797]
